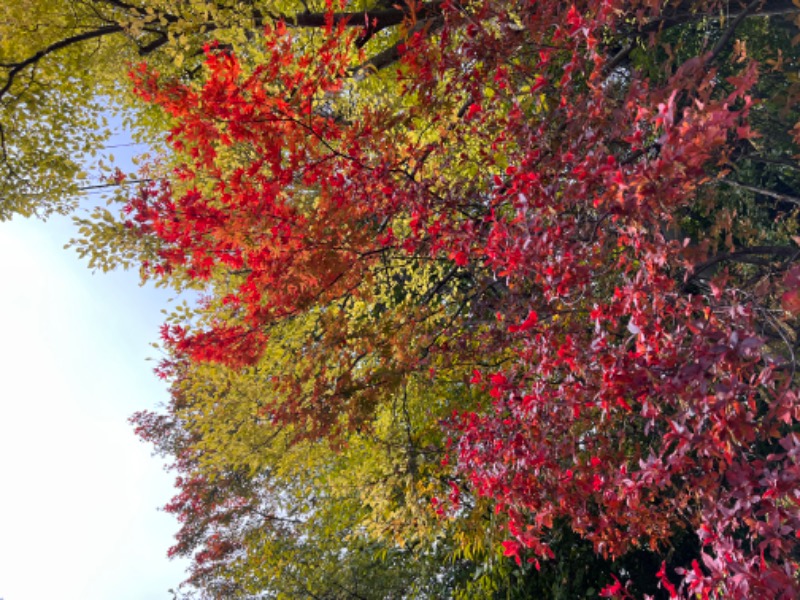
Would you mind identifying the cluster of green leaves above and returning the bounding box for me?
[139,335,500,598]
[0,0,114,218]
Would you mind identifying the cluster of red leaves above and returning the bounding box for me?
[439,2,800,597]
[126,0,800,596]
[128,20,377,365]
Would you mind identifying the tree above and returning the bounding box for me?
[66,0,800,597]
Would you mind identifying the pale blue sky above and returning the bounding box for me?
[0,210,189,598]
[0,104,197,599]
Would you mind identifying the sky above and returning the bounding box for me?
[0,213,189,600]
[0,180,189,596]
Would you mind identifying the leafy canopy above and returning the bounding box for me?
[22,0,800,598]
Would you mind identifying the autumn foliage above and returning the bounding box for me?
[124,0,800,597]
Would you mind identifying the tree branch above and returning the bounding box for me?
[285,1,443,30]
[721,179,800,206]
[138,33,170,55]
[708,0,762,66]
[685,245,800,289]
[0,24,124,101]
[642,0,798,35]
